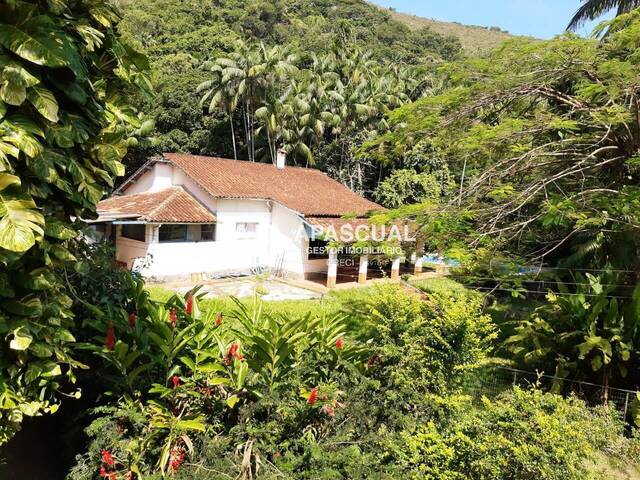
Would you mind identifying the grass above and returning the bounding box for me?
[147,284,376,329]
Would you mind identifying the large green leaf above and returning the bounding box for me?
[0,18,68,68]
[27,87,58,122]
[0,173,44,252]
[9,327,32,350]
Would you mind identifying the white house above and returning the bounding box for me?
[94,152,392,286]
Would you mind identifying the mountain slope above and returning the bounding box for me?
[379,6,519,53]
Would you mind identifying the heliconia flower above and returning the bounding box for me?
[104,323,115,351]
[185,295,193,315]
[100,466,107,477]
[168,446,186,474]
[171,375,180,389]
[215,312,223,326]
[224,342,243,364]
[335,338,343,350]
[128,312,137,328]
[101,449,115,467]
[308,386,318,405]
[169,308,177,328]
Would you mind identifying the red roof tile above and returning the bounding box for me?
[162,153,383,217]
[97,187,215,223]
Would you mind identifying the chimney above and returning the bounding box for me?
[276,148,286,169]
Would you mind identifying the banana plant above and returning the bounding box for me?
[506,271,639,396]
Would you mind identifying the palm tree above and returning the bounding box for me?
[198,63,240,159]
[567,0,640,31]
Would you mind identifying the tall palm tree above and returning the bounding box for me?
[567,0,640,31]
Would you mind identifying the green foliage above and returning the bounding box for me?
[365,12,640,267]
[396,388,637,480]
[0,0,151,443]
[67,281,366,477]
[506,271,640,388]
[364,285,496,404]
[374,169,442,208]
[114,0,462,192]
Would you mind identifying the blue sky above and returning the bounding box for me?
[369,1,615,39]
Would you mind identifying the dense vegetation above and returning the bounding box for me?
[0,0,151,443]
[114,0,463,194]
[365,10,640,391]
[3,0,640,478]
[62,280,638,479]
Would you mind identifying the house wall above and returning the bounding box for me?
[114,162,318,280]
[114,224,152,269]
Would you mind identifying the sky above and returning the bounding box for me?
[369,0,615,39]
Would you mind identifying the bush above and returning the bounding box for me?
[396,388,638,480]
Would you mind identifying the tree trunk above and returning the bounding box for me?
[230,115,237,160]
[602,366,609,405]
[458,157,467,206]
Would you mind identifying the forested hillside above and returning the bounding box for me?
[114,0,464,194]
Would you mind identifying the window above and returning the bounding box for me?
[121,224,145,242]
[235,222,258,239]
[159,224,187,242]
[200,224,216,241]
[308,239,329,259]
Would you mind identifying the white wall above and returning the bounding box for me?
[115,224,151,268]
[267,203,307,275]
[126,163,173,194]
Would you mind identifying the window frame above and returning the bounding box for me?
[235,222,259,239]
[120,223,146,242]
[159,224,188,243]
[199,223,216,242]
[308,238,329,259]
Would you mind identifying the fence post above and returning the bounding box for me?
[623,392,630,422]
[512,370,517,387]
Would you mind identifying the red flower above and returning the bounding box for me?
[185,295,193,316]
[308,386,318,405]
[101,449,115,467]
[215,312,223,326]
[169,308,177,328]
[224,342,243,364]
[335,338,343,350]
[128,312,137,328]
[171,375,180,389]
[100,466,107,477]
[104,323,115,351]
[109,472,117,480]
[168,446,186,474]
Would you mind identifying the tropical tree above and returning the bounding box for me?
[568,0,640,30]
[0,0,151,443]
[366,10,640,268]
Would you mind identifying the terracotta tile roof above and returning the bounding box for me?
[97,186,216,223]
[305,217,372,230]
[162,153,383,217]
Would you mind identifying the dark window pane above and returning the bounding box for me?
[159,224,187,242]
[121,224,145,242]
[308,239,329,259]
[200,224,215,241]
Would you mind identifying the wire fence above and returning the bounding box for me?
[463,366,637,423]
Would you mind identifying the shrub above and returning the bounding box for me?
[364,285,496,412]
[396,388,638,480]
